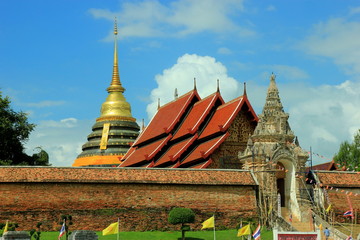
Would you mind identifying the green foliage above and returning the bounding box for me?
[168,207,195,225]
[0,91,50,166]
[168,207,195,240]
[27,229,274,240]
[31,147,50,166]
[31,222,42,240]
[29,229,36,237]
[334,129,360,171]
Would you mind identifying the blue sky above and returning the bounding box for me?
[1,0,360,167]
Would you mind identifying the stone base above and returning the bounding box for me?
[2,231,30,240]
[69,230,98,240]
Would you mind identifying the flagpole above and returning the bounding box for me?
[213,215,216,240]
[351,210,354,237]
[117,218,120,240]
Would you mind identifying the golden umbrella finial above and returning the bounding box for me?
[114,17,118,35]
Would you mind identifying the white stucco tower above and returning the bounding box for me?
[239,74,309,225]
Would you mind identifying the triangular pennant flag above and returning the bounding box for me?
[201,216,214,230]
[103,222,119,236]
[237,224,250,237]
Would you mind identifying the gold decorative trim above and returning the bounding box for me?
[96,116,136,122]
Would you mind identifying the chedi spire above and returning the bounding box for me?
[73,18,140,167]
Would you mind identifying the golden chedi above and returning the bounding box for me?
[73,19,140,167]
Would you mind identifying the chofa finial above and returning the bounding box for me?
[243,82,247,96]
[142,119,145,131]
[174,88,178,99]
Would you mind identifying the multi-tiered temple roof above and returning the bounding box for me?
[120,84,258,169]
[73,20,140,167]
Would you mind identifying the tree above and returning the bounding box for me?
[333,129,360,171]
[30,222,42,240]
[31,147,50,166]
[0,91,49,166]
[168,207,195,240]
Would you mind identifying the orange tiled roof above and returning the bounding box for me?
[314,170,360,187]
[306,161,337,172]
[172,92,223,140]
[120,90,258,169]
[154,134,198,167]
[191,159,213,169]
[120,135,172,167]
[133,90,200,146]
[179,133,230,167]
[199,95,257,139]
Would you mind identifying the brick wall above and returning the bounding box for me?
[0,167,258,231]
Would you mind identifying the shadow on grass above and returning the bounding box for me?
[177,238,204,240]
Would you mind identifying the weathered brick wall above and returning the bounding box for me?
[0,167,258,231]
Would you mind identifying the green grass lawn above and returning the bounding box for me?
[39,229,273,240]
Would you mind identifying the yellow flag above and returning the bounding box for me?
[318,223,323,230]
[325,204,332,213]
[102,222,118,236]
[3,220,8,233]
[201,216,215,230]
[237,224,250,237]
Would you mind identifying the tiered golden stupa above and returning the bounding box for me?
[73,19,140,167]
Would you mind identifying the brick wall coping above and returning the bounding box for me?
[0,167,257,186]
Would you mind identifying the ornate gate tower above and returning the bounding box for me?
[239,74,308,225]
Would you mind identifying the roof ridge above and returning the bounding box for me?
[159,89,199,109]
[217,95,244,109]
[193,91,223,105]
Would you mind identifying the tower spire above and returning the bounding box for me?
[243,82,247,96]
[98,18,133,119]
[108,17,125,93]
[217,79,220,92]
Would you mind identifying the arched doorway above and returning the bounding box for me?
[276,162,286,207]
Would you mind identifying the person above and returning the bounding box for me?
[324,227,330,240]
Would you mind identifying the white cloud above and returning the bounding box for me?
[293,12,360,163]
[300,17,360,76]
[217,47,232,55]
[37,118,78,128]
[25,118,93,166]
[279,80,360,163]
[89,0,255,39]
[146,53,241,119]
